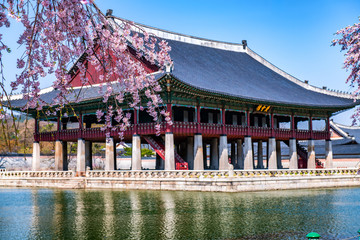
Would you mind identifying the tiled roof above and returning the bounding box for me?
[333,122,360,144]
[7,16,358,109]
[167,39,355,107]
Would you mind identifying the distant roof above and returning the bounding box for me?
[332,121,360,144]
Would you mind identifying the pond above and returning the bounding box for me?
[0,187,359,239]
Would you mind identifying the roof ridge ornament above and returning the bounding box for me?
[106,9,113,17]
[165,60,174,73]
[242,40,247,50]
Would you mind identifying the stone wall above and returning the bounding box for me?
[0,169,359,192]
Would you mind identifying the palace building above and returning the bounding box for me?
[7,14,358,173]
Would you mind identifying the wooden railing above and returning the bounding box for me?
[36,122,330,141]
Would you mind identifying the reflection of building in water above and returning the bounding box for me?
[53,191,68,238]
[103,191,115,237]
[30,190,40,237]
[129,191,142,239]
[161,192,176,239]
[75,191,86,237]
[192,193,206,239]
[8,11,359,172]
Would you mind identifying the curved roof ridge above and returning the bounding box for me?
[330,121,354,138]
[332,121,360,129]
[4,86,54,101]
[109,15,356,100]
[245,48,356,100]
[110,16,246,53]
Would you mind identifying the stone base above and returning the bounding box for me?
[1,172,359,192]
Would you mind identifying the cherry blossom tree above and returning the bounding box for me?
[0,0,171,141]
[332,18,360,123]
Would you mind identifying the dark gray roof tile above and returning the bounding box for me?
[167,39,355,107]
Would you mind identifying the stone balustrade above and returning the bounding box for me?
[0,171,75,178]
[86,168,359,179]
[0,169,358,179]
[0,169,359,192]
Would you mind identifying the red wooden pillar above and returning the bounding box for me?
[326,116,331,140]
[246,110,250,136]
[166,103,172,133]
[222,108,226,134]
[291,114,295,138]
[57,116,61,140]
[57,116,61,131]
[34,116,39,142]
[34,117,39,134]
[196,105,201,133]
[79,113,83,138]
[270,113,275,137]
[309,116,313,139]
[133,108,138,134]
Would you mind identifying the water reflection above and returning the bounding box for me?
[161,191,177,239]
[0,187,359,239]
[129,191,142,239]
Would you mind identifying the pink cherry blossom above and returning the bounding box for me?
[0,0,172,138]
[332,18,360,124]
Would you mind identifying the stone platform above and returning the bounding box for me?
[0,169,359,192]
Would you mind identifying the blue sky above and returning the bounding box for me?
[2,0,360,124]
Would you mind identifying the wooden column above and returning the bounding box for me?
[57,116,61,131]
[222,108,226,134]
[34,117,39,134]
[166,103,172,133]
[246,110,250,136]
[79,113,83,129]
[79,112,83,139]
[56,116,61,140]
[326,116,331,140]
[291,114,295,138]
[309,116,313,139]
[133,108,138,134]
[270,113,275,137]
[196,105,201,133]
[34,117,39,141]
